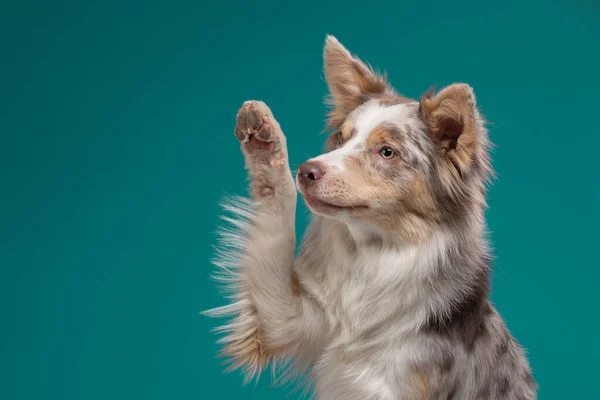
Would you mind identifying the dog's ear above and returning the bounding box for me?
[420,84,484,172]
[323,35,389,129]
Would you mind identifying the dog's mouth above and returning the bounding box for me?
[302,192,368,214]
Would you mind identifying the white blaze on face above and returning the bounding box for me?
[312,102,415,171]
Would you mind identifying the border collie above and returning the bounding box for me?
[206,35,536,400]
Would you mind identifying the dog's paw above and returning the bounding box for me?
[235,101,286,167]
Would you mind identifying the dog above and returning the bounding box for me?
[206,35,537,399]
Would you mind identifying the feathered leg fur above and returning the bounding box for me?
[205,101,324,382]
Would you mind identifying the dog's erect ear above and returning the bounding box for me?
[323,35,390,129]
[420,84,484,171]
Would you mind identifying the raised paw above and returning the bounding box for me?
[235,101,286,161]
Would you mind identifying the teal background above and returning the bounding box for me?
[2,1,598,399]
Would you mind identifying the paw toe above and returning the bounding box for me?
[256,118,275,142]
[235,101,271,141]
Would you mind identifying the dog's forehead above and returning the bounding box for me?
[349,101,419,141]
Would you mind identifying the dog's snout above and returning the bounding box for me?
[299,162,325,187]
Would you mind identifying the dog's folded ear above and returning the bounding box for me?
[323,35,390,129]
[420,84,484,172]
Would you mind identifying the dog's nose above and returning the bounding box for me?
[298,162,325,187]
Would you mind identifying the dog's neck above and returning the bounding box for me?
[315,213,491,333]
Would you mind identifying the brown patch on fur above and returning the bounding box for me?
[325,122,356,152]
[251,175,275,199]
[405,176,439,221]
[340,123,355,142]
[376,178,439,244]
[367,125,394,147]
[259,186,274,197]
[377,212,433,245]
[404,370,431,400]
[221,311,272,378]
[223,335,269,366]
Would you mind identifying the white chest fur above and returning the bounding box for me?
[305,229,452,399]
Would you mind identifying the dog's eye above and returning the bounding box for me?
[337,131,344,145]
[379,147,395,159]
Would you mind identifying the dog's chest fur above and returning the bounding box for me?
[295,218,534,400]
[297,219,443,398]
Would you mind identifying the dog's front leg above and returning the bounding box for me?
[208,101,323,381]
